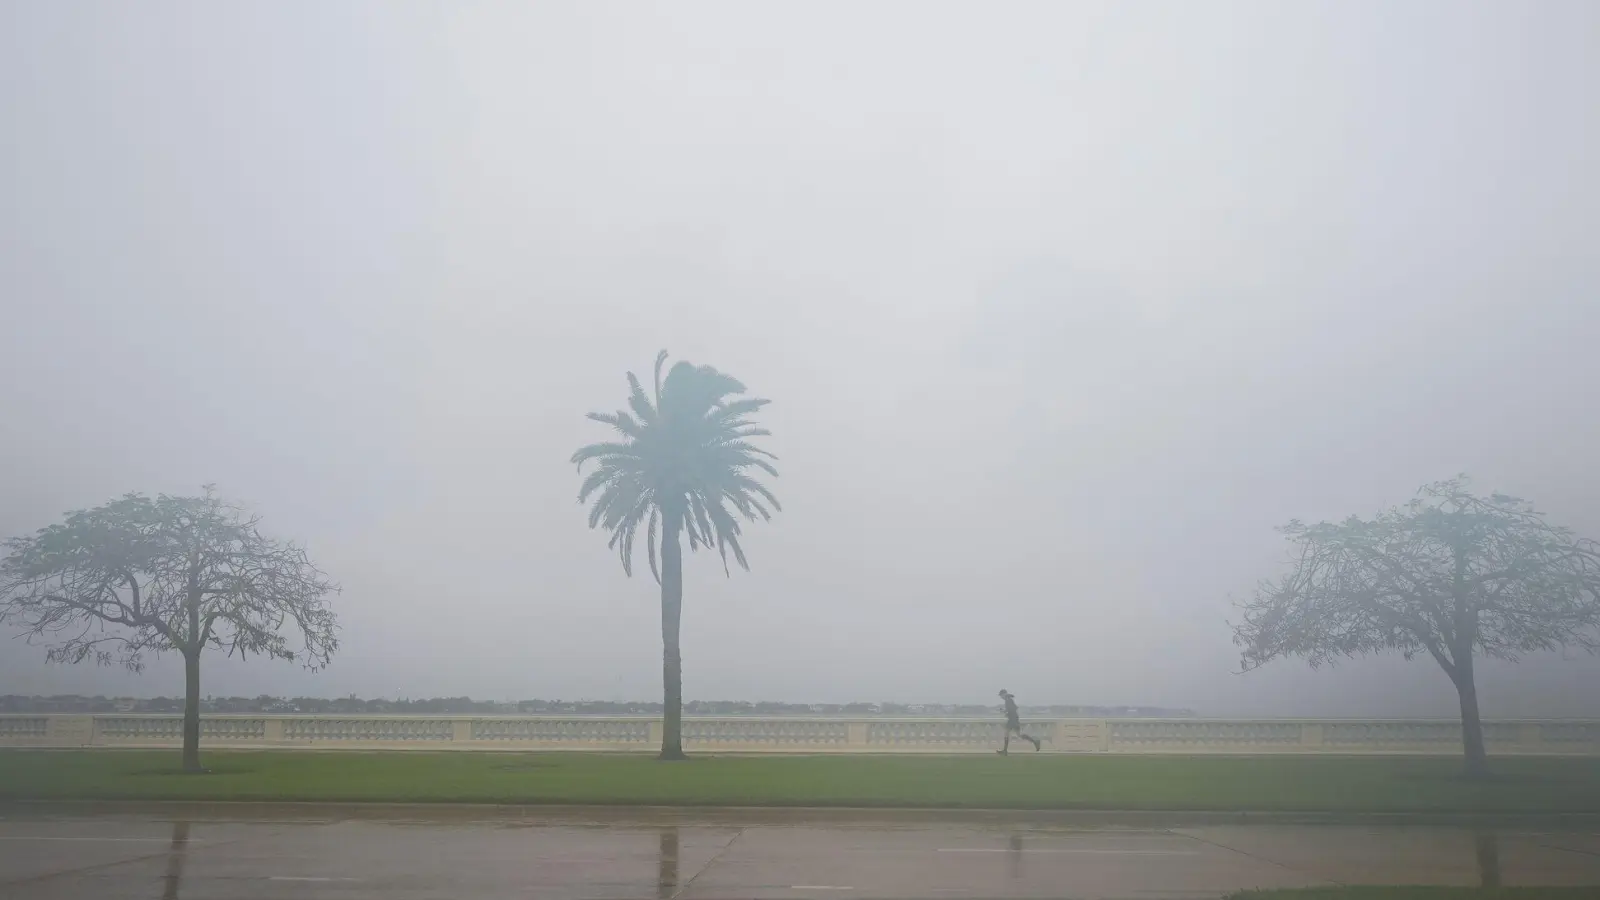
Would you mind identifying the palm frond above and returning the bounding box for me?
[625,373,657,425]
[687,493,715,554]
[709,397,769,422]
[719,428,775,443]
[684,490,704,547]
[725,488,773,523]
[705,499,749,574]
[730,474,782,513]
[587,411,642,439]
[589,476,640,530]
[575,353,780,579]
[571,441,639,469]
[599,478,646,533]
[652,350,670,408]
[724,452,779,478]
[613,493,653,577]
[645,507,661,584]
[662,362,746,421]
[577,467,617,504]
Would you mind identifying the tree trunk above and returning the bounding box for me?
[658,522,686,761]
[1453,649,1489,779]
[1474,833,1502,887]
[181,649,202,773]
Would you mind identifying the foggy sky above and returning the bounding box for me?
[3,1,1598,717]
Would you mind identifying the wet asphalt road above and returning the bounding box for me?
[2,808,1598,899]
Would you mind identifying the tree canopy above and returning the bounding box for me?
[0,487,339,671]
[1234,478,1600,675]
[573,350,781,579]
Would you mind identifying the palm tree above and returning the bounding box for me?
[573,351,781,760]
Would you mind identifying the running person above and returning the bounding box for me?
[997,689,1041,754]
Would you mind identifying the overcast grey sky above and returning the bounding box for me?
[3,1,1597,716]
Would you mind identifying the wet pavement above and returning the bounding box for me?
[1,808,1597,899]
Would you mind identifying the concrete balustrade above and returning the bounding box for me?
[1,714,1596,754]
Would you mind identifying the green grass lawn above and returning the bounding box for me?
[2,752,1599,811]
[1222,883,1600,890]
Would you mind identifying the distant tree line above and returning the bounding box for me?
[0,694,1194,718]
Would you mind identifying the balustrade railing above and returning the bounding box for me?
[2,714,1596,755]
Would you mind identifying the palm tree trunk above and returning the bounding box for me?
[658,522,686,761]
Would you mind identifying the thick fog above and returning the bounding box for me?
[3,2,1597,716]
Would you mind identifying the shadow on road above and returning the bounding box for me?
[1476,831,1502,887]
[658,826,679,899]
[161,821,190,900]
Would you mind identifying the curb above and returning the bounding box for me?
[5,800,1599,828]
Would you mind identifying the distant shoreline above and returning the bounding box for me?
[1,694,1196,718]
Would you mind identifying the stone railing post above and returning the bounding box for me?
[47,715,95,748]
[846,722,869,749]
[1300,723,1324,751]
[263,718,286,744]
[1518,722,1542,754]
[1050,719,1110,752]
[648,719,664,747]
[452,719,473,744]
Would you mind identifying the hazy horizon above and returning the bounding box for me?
[3,2,1598,719]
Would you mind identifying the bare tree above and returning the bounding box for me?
[1233,477,1600,777]
[0,487,339,771]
